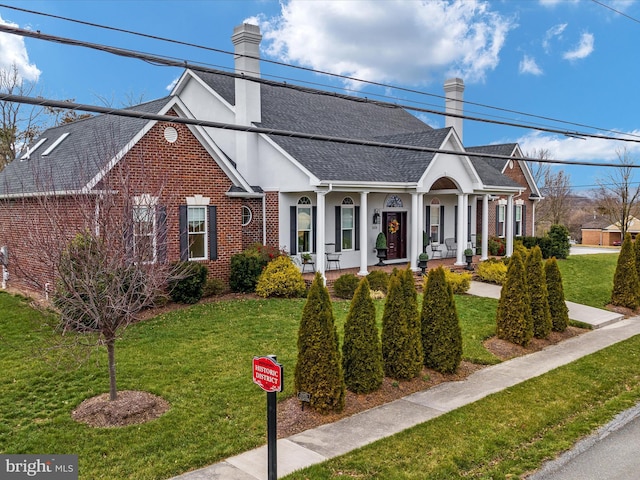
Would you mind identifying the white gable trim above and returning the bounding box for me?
[419,129,481,192]
[171,69,235,112]
[259,132,320,185]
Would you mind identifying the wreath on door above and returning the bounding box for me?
[388,219,400,234]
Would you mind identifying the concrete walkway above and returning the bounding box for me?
[467,281,624,329]
[172,283,634,480]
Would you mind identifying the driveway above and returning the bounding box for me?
[570,246,620,255]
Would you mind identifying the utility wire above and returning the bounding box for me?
[591,0,640,24]
[2,92,638,170]
[2,3,639,141]
[2,23,640,147]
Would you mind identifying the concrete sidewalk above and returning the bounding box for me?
[172,285,637,480]
[467,281,624,329]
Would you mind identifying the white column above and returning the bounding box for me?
[506,194,514,257]
[481,194,489,260]
[316,192,326,281]
[359,192,369,276]
[455,193,466,265]
[418,193,424,250]
[411,192,419,271]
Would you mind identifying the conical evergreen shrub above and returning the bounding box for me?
[294,272,345,413]
[526,246,552,339]
[342,277,383,393]
[496,250,533,346]
[634,236,640,285]
[545,257,569,332]
[611,233,640,309]
[400,265,423,374]
[381,267,423,380]
[421,266,462,373]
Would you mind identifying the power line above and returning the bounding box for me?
[3,23,640,148]
[591,0,640,24]
[2,92,638,171]
[2,3,639,142]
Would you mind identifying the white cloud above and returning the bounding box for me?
[258,0,516,87]
[0,15,40,82]
[519,55,543,75]
[563,32,594,61]
[165,75,179,92]
[516,130,640,163]
[539,0,579,6]
[542,23,567,53]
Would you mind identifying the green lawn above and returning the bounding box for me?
[558,253,618,308]
[0,252,623,479]
[0,290,496,480]
[284,335,640,479]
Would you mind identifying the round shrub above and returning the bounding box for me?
[333,273,360,299]
[202,278,226,298]
[169,261,208,304]
[367,270,390,293]
[443,269,471,294]
[477,259,507,285]
[255,255,306,298]
[547,224,570,259]
[229,251,264,293]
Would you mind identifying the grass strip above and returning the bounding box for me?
[283,334,640,479]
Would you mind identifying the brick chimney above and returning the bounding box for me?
[231,23,262,177]
[444,78,464,142]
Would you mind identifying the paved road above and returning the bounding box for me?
[529,403,640,480]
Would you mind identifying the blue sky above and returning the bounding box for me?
[1,0,639,192]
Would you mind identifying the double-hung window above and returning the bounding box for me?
[341,197,354,251]
[297,197,312,253]
[132,195,158,263]
[430,199,440,242]
[179,196,216,262]
[497,204,506,237]
[188,206,207,260]
[514,204,523,237]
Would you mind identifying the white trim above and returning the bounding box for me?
[186,194,210,206]
[20,138,47,160]
[187,204,208,261]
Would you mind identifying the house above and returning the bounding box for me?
[581,216,640,246]
[0,23,541,295]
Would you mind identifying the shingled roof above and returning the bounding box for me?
[466,143,522,189]
[0,97,171,196]
[195,71,448,182]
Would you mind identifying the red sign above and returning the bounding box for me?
[253,356,283,393]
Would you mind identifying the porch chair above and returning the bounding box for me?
[324,243,341,271]
[444,238,457,258]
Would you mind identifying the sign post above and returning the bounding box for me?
[253,355,283,480]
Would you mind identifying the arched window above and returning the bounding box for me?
[385,194,403,208]
[341,197,354,250]
[241,206,253,226]
[297,197,312,253]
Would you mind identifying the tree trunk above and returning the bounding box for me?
[106,335,117,401]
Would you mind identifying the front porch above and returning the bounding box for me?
[302,255,473,291]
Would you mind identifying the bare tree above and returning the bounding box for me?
[538,169,572,226]
[0,64,44,169]
[1,137,183,401]
[526,148,572,233]
[527,148,552,187]
[595,148,640,238]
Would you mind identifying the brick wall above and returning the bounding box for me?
[0,111,259,294]
[475,160,537,238]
